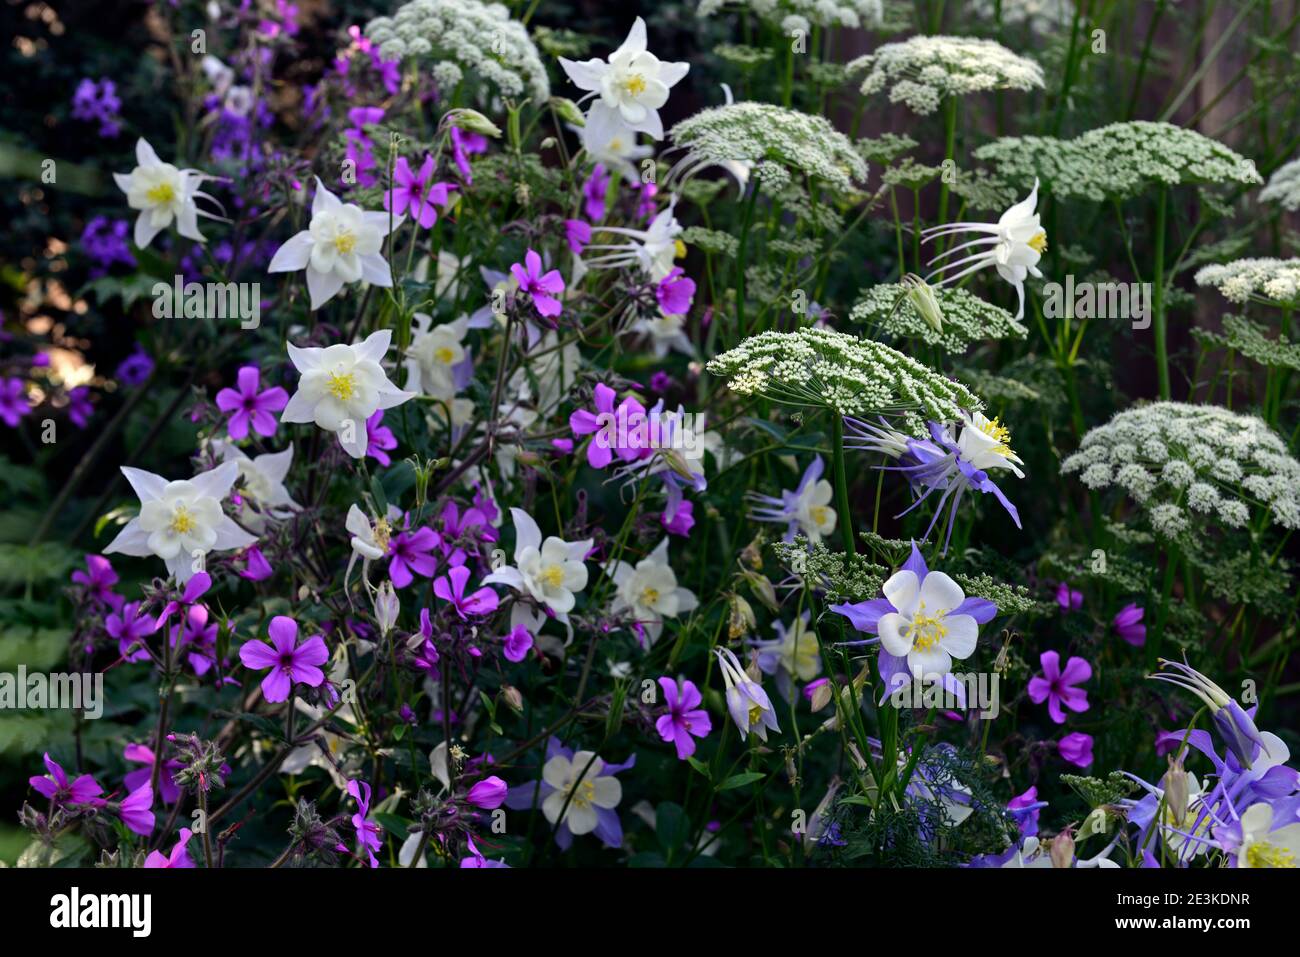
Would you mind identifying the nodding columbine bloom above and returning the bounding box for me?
[847,411,1024,554]
[747,456,838,546]
[1150,658,1272,770]
[715,647,780,743]
[558,16,689,141]
[920,178,1046,319]
[583,204,684,281]
[113,137,223,248]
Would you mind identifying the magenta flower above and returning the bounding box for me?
[1058,731,1094,768]
[107,600,154,662]
[502,623,533,662]
[388,523,440,589]
[450,126,487,181]
[434,564,499,619]
[568,383,651,469]
[582,163,611,221]
[71,554,122,610]
[170,604,219,675]
[347,778,384,868]
[365,409,398,467]
[1027,650,1091,724]
[1113,603,1146,647]
[238,615,329,703]
[124,743,183,805]
[655,267,696,317]
[1055,581,1083,612]
[119,783,155,836]
[144,828,195,868]
[29,753,102,806]
[466,775,508,809]
[384,155,454,229]
[236,544,274,581]
[215,365,288,440]
[564,218,592,256]
[0,377,30,427]
[661,498,695,537]
[511,249,565,319]
[67,386,94,428]
[655,676,712,760]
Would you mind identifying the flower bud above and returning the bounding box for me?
[441,108,501,139]
[1050,828,1075,868]
[739,568,779,613]
[1163,756,1189,823]
[549,97,586,127]
[727,593,756,638]
[899,273,944,334]
[501,684,524,713]
[374,581,400,636]
[466,775,508,810]
[807,678,833,712]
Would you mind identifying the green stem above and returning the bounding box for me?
[831,415,856,556]
[1153,185,1170,399]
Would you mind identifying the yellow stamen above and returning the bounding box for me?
[333,231,357,255]
[978,416,1014,458]
[169,504,197,536]
[570,779,597,809]
[1246,841,1296,868]
[372,517,392,550]
[673,239,687,259]
[146,182,176,205]
[327,370,357,402]
[907,603,949,652]
[434,346,455,364]
[621,74,647,97]
[639,587,660,607]
[1028,231,1048,254]
[539,564,566,588]
[810,505,830,526]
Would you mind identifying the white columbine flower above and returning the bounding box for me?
[956,411,1026,477]
[541,750,623,836]
[405,313,470,400]
[580,104,655,180]
[716,647,780,742]
[877,568,979,678]
[922,178,1046,319]
[280,329,414,458]
[585,204,684,281]
[113,138,221,249]
[268,177,403,310]
[483,507,592,620]
[212,440,300,533]
[104,461,255,583]
[558,16,689,140]
[607,539,698,645]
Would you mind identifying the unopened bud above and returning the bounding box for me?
[1050,829,1075,868]
[899,273,944,334]
[1163,756,1189,823]
[501,684,524,713]
[441,108,501,139]
[727,594,756,639]
[808,678,833,712]
[549,97,585,127]
[374,581,400,636]
[739,569,779,613]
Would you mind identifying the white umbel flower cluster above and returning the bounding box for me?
[706,326,982,430]
[974,122,1262,202]
[365,0,549,103]
[848,36,1044,115]
[1194,258,1300,307]
[851,284,1028,353]
[668,103,867,192]
[1062,403,1300,536]
[697,0,883,29]
[1259,157,1300,211]
[969,0,1074,33]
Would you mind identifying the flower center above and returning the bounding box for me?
[639,586,660,607]
[372,517,392,550]
[748,704,765,728]
[1246,841,1296,868]
[327,370,358,401]
[146,181,176,205]
[434,346,455,364]
[1028,231,1048,254]
[569,779,597,809]
[621,73,647,97]
[809,505,830,526]
[333,230,357,255]
[169,504,197,536]
[539,564,566,588]
[907,607,949,652]
[978,416,1015,457]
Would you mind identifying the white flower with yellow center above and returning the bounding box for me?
[483,508,592,620]
[607,539,698,645]
[585,204,684,281]
[405,313,470,400]
[1234,803,1300,868]
[922,178,1047,319]
[877,568,979,678]
[113,138,221,249]
[793,472,837,544]
[559,16,689,140]
[541,750,623,836]
[631,312,693,359]
[104,461,255,583]
[280,329,414,458]
[212,440,300,533]
[268,177,403,310]
[956,411,1025,477]
[580,105,654,181]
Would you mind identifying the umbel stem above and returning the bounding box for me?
[831,414,856,555]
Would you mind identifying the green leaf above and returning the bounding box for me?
[655,801,689,853]
[686,756,711,780]
[716,771,765,791]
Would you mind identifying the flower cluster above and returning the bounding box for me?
[848,36,1045,114]
[1062,402,1300,535]
[1194,258,1300,307]
[1259,156,1300,211]
[851,283,1028,352]
[697,0,884,31]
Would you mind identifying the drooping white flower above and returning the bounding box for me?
[212,440,301,533]
[113,138,222,249]
[607,539,698,645]
[877,568,979,678]
[344,502,402,593]
[268,177,403,310]
[280,329,415,458]
[629,313,693,359]
[558,16,689,140]
[584,203,684,281]
[482,508,592,620]
[580,103,654,180]
[922,178,1046,319]
[104,461,255,583]
[404,313,470,399]
[541,750,623,835]
[715,647,780,742]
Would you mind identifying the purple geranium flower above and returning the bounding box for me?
[115,347,154,387]
[388,522,440,589]
[1058,732,1094,768]
[1028,651,1091,724]
[655,267,695,316]
[108,600,155,662]
[29,753,102,806]
[582,163,610,221]
[0,378,31,427]
[1113,603,1146,646]
[238,615,329,703]
[511,249,565,319]
[466,776,508,810]
[434,564,499,620]
[124,743,183,805]
[450,126,487,181]
[384,155,454,229]
[71,554,122,610]
[564,218,591,256]
[365,409,398,467]
[67,387,94,428]
[145,828,195,868]
[215,365,288,440]
[119,783,155,836]
[568,383,652,470]
[502,623,533,662]
[1055,582,1083,611]
[655,676,712,760]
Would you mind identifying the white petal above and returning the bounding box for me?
[882,570,919,616]
[878,612,913,657]
[120,466,168,503]
[918,572,965,615]
[268,232,314,272]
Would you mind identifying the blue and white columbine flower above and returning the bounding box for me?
[715,647,780,742]
[747,455,838,545]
